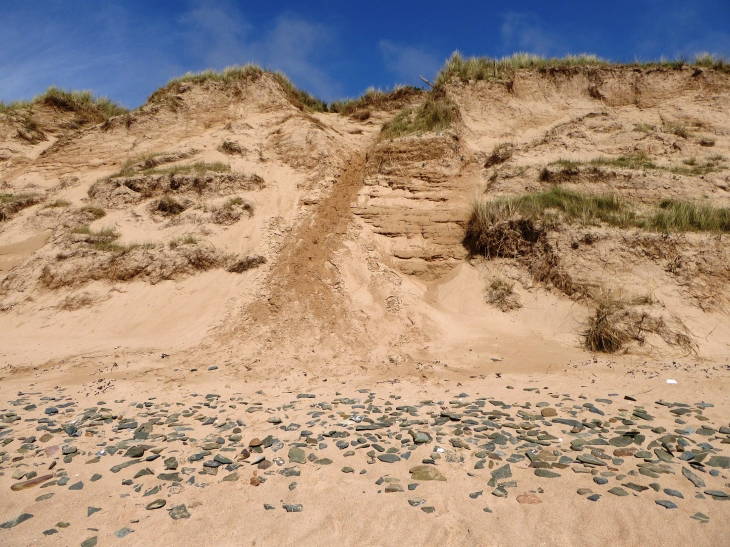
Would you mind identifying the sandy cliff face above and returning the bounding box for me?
[1,66,729,372]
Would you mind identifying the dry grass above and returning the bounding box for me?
[584,291,695,354]
[43,199,70,209]
[571,152,726,177]
[154,195,187,216]
[168,235,198,249]
[227,255,267,273]
[80,205,106,219]
[0,193,42,221]
[487,276,522,311]
[663,122,691,139]
[218,140,243,155]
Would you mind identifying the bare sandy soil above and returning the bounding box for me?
[1,67,729,546]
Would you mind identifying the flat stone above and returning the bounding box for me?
[385,483,404,493]
[408,498,426,507]
[534,469,561,478]
[577,488,593,495]
[124,446,145,458]
[421,506,435,513]
[168,504,191,519]
[608,487,629,497]
[283,504,303,512]
[288,447,306,464]
[704,489,729,499]
[146,499,166,510]
[706,456,730,469]
[409,465,446,481]
[682,467,706,488]
[0,513,33,529]
[378,453,400,463]
[68,481,84,491]
[691,512,710,523]
[158,472,182,481]
[491,464,511,480]
[656,500,677,509]
[81,537,97,547]
[577,454,607,466]
[622,482,649,492]
[341,466,354,473]
[587,494,601,502]
[164,457,178,470]
[114,527,133,539]
[88,507,101,517]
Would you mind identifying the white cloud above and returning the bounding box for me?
[379,40,441,83]
[179,2,340,99]
[500,12,562,55]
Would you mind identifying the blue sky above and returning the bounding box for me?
[1,0,729,108]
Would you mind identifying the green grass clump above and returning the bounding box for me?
[381,91,458,138]
[589,152,657,170]
[648,200,730,232]
[470,187,635,230]
[468,187,730,237]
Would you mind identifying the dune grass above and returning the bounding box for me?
[330,86,423,115]
[469,187,636,229]
[546,152,727,177]
[650,199,730,232]
[468,187,730,235]
[434,52,730,87]
[0,193,42,221]
[380,90,458,139]
[148,63,328,112]
[1,86,127,120]
[71,225,157,254]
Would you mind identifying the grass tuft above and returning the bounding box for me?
[381,90,458,139]
[585,297,628,353]
[330,86,423,115]
[0,193,42,221]
[168,235,198,249]
[81,205,106,219]
[487,276,522,311]
[147,64,327,112]
[43,199,71,208]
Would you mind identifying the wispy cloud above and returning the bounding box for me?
[500,12,563,55]
[180,2,340,99]
[379,40,441,84]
